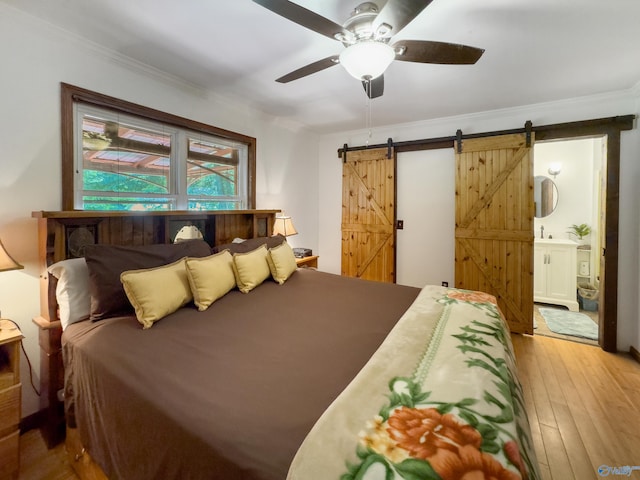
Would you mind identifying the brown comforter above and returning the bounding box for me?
[62,268,420,479]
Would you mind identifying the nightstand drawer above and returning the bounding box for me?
[0,384,20,438]
[0,430,19,479]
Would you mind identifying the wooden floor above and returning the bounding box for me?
[19,428,77,479]
[512,334,640,479]
[20,334,640,480]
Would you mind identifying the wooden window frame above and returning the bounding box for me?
[61,83,256,211]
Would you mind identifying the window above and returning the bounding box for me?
[61,83,256,211]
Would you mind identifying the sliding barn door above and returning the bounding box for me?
[341,147,396,282]
[455,133,534,334]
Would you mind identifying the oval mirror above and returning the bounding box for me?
[534,175,558,218]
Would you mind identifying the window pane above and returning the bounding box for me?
[82,115,172,200]
[83,171,167,194]
[83,195,174,211]
[187,137,238,198]
[188,200,241,210]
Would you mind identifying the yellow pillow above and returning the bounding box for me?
[267,242,298,285]
[120,259,192,329]
[186,250,236,311]
[232,244,271,293]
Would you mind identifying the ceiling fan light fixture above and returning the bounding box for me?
[339,41,395,80]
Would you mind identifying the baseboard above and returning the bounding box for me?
[630,345,640,364]
[19,408,44,434]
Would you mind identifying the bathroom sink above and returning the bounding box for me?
[535,238,578,245]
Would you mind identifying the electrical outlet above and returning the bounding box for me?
[441,281,449,287]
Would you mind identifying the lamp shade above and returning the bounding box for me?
[0,238,23,272]
[339,41,395,80]
[273,216,298,237]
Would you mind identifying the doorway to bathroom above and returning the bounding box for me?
[533,136,605,346]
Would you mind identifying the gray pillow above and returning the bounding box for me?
[213,235,286,254]
[84,240,212,321]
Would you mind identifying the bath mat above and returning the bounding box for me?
[538,307,598,340]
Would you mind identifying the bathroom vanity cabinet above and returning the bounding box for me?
[534,239,579,311]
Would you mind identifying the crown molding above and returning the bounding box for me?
[2,3,312,134]
[325,86,639,143]
[2,3,209,97]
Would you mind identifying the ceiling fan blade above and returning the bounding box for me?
[361,75,384,99]
[372,0,433,37]
[252,0,353,42]
[392,40,484,64]
[276,55,340,83]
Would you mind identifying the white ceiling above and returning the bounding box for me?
[5,0,640,134]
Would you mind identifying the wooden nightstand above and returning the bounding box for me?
[0,319,23,480]
[295,255,318,269]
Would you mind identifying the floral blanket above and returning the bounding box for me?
[287,285,539,480]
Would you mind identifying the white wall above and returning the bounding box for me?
[533,138,598,241]
[396,150,455,288]
[533,138,604,287]
[0,4,319,417]
[318,89,640,353]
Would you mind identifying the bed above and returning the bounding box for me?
[33,210,540,480]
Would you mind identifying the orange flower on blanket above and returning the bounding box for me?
[447,290,497,305]
[359,415,409,464]
[386,407,482,460]
[428,444,522,480]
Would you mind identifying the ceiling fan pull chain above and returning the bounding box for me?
[365,78,373,146]
[368,102,373,145]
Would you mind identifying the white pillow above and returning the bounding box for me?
[47,258,91,330]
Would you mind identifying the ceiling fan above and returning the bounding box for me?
[252,0,484,99]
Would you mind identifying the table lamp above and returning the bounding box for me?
[0,238,22,273]
[0,237,23,322]
[272,215,298,239]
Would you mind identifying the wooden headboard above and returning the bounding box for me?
[31,209,279,447]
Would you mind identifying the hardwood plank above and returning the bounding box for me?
[539,423,574,480]
[515,335,556,428]
[557,341,638,463]
[539,462,553,480]
[513,333,640,479]
[533,338,565,406]
[19,429,77,480]
[517,362,548,469]
[551,402,597,480]
[537,337,619,470]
